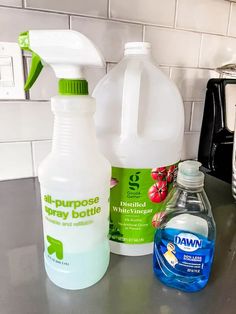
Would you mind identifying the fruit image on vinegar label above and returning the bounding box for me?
[109,164,178,244]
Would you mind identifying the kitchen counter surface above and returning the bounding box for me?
[0,175,236,314]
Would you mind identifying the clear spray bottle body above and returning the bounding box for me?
[38,96,111,290]
[153,161,216,292]
[18,30,111,290]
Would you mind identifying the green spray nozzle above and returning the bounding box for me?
[18,31,44,91]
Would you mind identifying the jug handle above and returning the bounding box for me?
[121,60,142,140]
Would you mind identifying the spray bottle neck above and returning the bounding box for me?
[58,79,88,95]
[51,96,96,157]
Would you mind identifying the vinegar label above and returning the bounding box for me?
[109,164,178,244]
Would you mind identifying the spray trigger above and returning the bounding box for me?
[18,31,44,91]
[24,52,43,91]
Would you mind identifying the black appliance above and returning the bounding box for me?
[198,78,236,183]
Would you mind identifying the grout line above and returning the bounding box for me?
[184,131,200,135]
[31,139,52,143]
[30,141,36,177]
[174,0,178,28]
[105,62,109,73]
[22,55,29,100]
[197,33,203,68]
[9,5,110,20]
[68,14,71,29]
[0,176,36,182]
[0,139,52,144]
[167,67,171,77]
[0,4,23,9]
[189,101,195,132]
[227,2,233,35]
[187,102,193,132]
[0,99,50,103]
[1,4,236,40]
[142,25,146,41]
[157,64,218,71]
[22,0,25,8]
[106,62,117,72]
[107,0,110,18]
[105,16,236,39]
[109,16,175,29]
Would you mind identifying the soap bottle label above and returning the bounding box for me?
[110,164,177,244]
[154,228,215,277]
[41,188,109,268]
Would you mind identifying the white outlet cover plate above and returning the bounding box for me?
[0,42,25,100]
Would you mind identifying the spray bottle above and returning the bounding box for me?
[18,30,111,290]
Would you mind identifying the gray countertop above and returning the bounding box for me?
[0,175,236,314]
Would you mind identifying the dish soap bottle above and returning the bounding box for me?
[153,160,216,292]
[19,30,111,290]
[93,42,184,256]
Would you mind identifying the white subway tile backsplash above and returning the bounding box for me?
[71,16,143,62]
[110,0,175,27]
[145,27,201,67]
[0,7,68,42]
[0,142,33,180]
[190,102,204,132]
[0,101,53,142]
[177,0,230,35]
[32,140,52,176]
[25,0,108,17]
[170,68,218,101]
[228,3,236,37]
[0,0,22,7]
[0,0,233,179]
[199,34,236,68]
[84,67,107,93]
[181,132,200,160]
[184,102,192,132]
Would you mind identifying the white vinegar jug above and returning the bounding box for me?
[93,42,184,256]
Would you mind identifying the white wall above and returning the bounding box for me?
[0,0,235,180]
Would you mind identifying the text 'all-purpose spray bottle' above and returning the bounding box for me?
[18,30,111,290]
[93,42,184,256]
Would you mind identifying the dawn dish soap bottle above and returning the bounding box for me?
[93,42,184,256]
[153,160,216,292]
[19,30,111,290]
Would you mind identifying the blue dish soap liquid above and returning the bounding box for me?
[153,160,216,292]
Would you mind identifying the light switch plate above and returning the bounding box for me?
[0,42,25,99]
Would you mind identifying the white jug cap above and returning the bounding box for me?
[124,42,151,55]
[177,160,204,188]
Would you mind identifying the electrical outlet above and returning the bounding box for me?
[0,42,25,99]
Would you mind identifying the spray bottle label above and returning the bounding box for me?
[41,189,109,268]
[110,164,178,244]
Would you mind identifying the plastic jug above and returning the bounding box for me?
[93,42,184,256]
